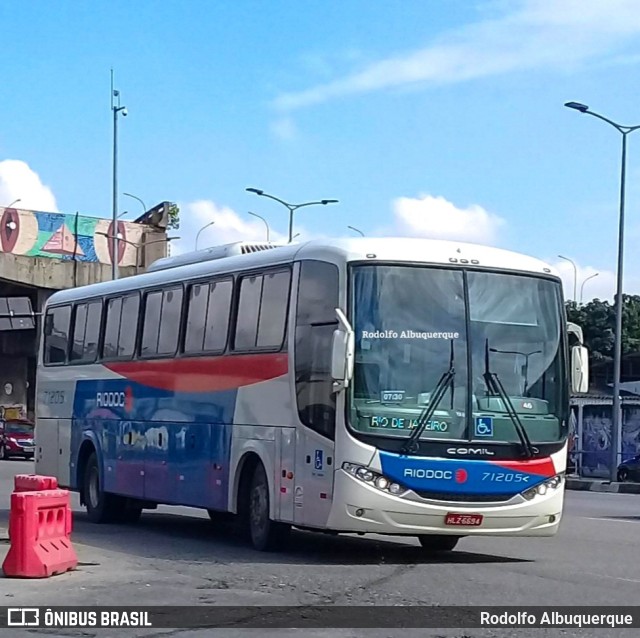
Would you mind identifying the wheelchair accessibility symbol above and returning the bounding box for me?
[474,417,494,437]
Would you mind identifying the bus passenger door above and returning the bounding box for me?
[276,427,296,522]
[294,429,335,528]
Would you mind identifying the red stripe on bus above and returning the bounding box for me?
[490,457,556,477]
[104,353,288,392]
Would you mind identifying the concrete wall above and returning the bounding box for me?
[570,399,640,478]
[0,356,27,412]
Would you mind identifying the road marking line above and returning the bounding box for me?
[583,516,640,524]
[579,570,640,584]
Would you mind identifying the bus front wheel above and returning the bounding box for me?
[417,535,460,552]
[248,463,290,551]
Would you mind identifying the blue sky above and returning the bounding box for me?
[2,0,640,301]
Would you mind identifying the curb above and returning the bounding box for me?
[566,478,640,494]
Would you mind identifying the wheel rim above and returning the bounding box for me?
[250,480,268,539]
[619,470,628,482]
[88,465,100,509]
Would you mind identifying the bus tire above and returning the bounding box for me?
[417,535,460,552]
[207,509,235,523]
[248,463,290,551]
[83,451,125,524]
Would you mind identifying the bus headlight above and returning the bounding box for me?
[342,463,407,496]
[521,474,564,501]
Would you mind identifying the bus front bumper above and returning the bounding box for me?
[326,470,563,537]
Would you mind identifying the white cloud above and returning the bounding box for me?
[171,200,288,256]
[270,116,297,141]
[273,0,640,111]
[0,159,58,211]
[384,194,505,245]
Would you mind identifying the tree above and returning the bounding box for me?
[566,295,640,362]
[167,203,180,230]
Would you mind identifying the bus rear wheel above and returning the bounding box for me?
[83,451,141,524]
[417,535,460,552]
[248,463,290,551]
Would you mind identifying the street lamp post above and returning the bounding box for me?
[580,273,599,304]
[195,221,215,250]
[246,187,338,242]
[565,101,640,482]
[98,232,179,273]
[123,192,147,215]
[348,225,365,237]
[248,211,270,242]
[6,199,21,209]
[558,255,578,302]
[111,70,128,280]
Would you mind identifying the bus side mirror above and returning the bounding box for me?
[331,308,354,391]
[571,345,589,394]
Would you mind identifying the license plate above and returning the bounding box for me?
[445,513,483,526]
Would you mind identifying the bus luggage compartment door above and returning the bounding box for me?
[276,427,296,522]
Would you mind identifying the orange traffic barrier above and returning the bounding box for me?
[14,474,58,492]
[2,489,77,578]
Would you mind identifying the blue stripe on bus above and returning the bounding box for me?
[71,378,237,510]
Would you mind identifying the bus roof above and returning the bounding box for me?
[45,237,561,306]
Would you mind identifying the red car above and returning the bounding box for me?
[0,419,35,460]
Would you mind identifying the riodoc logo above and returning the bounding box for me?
[96,387,133,411]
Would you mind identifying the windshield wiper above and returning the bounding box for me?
[483,340,537,458]
[401,340,455,455]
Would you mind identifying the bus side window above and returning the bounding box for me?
[295,261,339,439]
[141,288,182,357]
[102,294,139,360]
[44,305,72,365]
[70,300,102,363]
[204,279,232,352]
[184,278,233,354]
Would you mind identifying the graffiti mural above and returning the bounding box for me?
[581,405,612,478]
[579,403,640,477]
[0,206,143,267]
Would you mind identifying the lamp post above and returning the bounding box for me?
[580,273,599,304]
[558,255,578,302]
[195,221,215,250]
[123,192,147,215]
[98,232,179,273]
[111,70,128,280]
[565,100,640,482]
[248,211,270,242]
[246,187,338,242]
[6,199,21,209]
[490,348,542,396]
[348,225,365,237]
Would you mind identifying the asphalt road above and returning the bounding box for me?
[1,458,639,638]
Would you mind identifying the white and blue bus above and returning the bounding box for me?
[35,237,588,551]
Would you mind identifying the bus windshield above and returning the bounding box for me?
[349,265,567,445]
